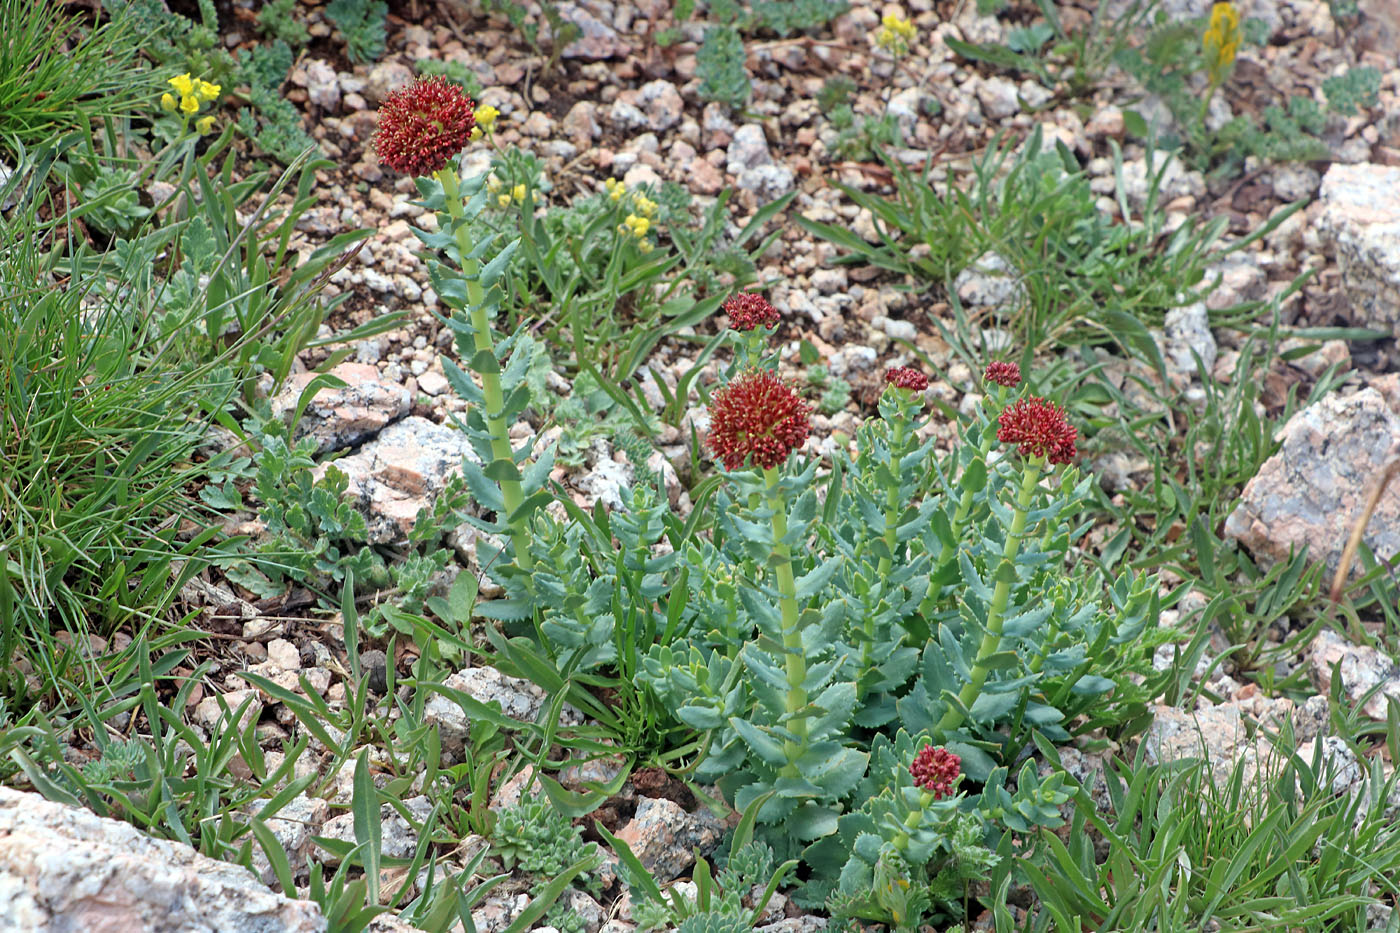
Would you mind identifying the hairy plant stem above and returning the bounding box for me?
[764,465,808,776]
[439,168,532,571]
[936,455,1043,735]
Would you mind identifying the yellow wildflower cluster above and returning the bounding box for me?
[161,73,221,134]
[618,213,653,253]
[875,13,916,56]
[485,174,535,208]
[604,176,625,201]
[1202,2,1240,87]
[470,104,499,140]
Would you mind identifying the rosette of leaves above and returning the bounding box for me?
[490,791,601,885]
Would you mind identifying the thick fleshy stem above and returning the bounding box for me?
[891,789,936,851]
[936,454,1043,734]
[439,168,533,571]
[863,391,916,700]
[764,465,809,775]
[921,382,1012,617]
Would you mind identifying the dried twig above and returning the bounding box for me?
[1329,455,1400,604]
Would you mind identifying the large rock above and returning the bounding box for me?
[0,786,325,932]
[1316,163,1400,338]
[1309,628,1400,722]
[613,796,729,884]
[1224,388,1400,575]
[270,363,410,455]
[321,416,479,544]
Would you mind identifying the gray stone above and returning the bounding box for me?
[954,251,1025,309]
[1309,628,1400,722]
[0,786,325,932]
[575,449,634,513]
[1119,153,1206,211]
[250,793,328,885]
[613,796,729,883]
[303,59,340,111]
[974,76,1019,119]
[1224,388,1400,576]
[735,163,795,200]
[423,667,584,760]
[0,158,18,210]
[323,416,479,545]
[726,124,773,174]
[1315,163,1400,338]
[364,61,414,106]
[637,80,684,132]
[321,796,434,861]
[1142,700,1292,790]
[1162,300,1217,378]
[1272,163,1321,202]
[556,2,630,60]
[270,362,410,455]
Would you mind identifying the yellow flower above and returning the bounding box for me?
[486,173,502,193]
[168,73,195,98]
[196,115,215,135]
[632,193,657,217]
[637,239,653,255]
[160,92,177,112]
[631,216,650,237]
[512,183,526,203]
[196,80,221,102]
[498,193,512,208]
[876,13,916,56]
[180,94,199,115]
[470,127,482,140]
[605,177,624,201]
[476,104,499,133]
[1203,2,1240,83]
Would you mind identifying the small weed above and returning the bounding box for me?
[256,0,309,46]
[325,0,388,64]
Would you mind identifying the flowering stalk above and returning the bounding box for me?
[935,456,1042,734]
[1199,2,1240,127]
[374,76,534,570]
[921,361,1022,615]
[706,367,813,776]
[764,465,809,770]
[723,292,781,370]
[438,169,532,571]
[892,745,961,850]
[877,368,928,580]
[936,393,1076,734]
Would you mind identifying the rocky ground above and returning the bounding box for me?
[9,0,1400,930]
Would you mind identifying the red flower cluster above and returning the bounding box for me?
[885,367,929,391]
[374,76,476,177]
[984,360,1021,388]
[723,292,781,331]
[910,745,961,799]
[707,369,811,471]
[997,396,1077,464]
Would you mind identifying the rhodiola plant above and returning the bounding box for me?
[641,344,1169,924]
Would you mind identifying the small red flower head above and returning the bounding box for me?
[997,396,1077,464]
[707,369,811,471]
[910,745,961,799]
[374,76,476,177]
[885,367,929,392]
[723,292,781,331]
[984,360,1021,388]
